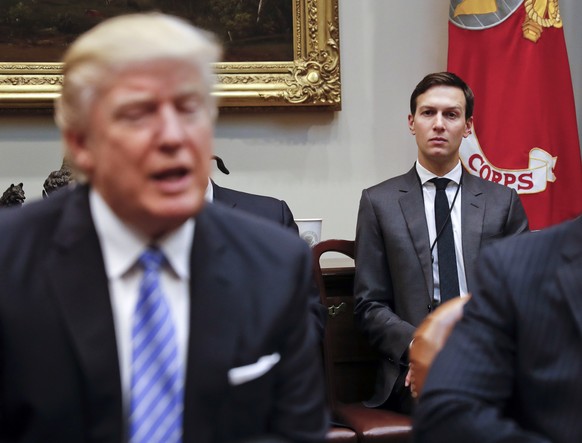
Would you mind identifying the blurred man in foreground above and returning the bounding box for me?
[414,215,582,442]
[0,13,327,443]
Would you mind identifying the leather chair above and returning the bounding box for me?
[326,426,358,442]
[313,239,412,443]
[408,296,470,398]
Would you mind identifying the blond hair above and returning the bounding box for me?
[55,13,222,133]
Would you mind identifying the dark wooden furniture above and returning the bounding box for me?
[314,240,412,443]
[326,426,358,442]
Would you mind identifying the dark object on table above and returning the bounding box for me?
[43,160,73,198]
[213,155,230,175]
[0,183,25,208]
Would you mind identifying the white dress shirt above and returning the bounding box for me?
[89,190,193,418]
[415,161,468,301]
[205,177,214,202]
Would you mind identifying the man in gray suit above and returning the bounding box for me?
[354,72,529,414]
[414,215,582,443]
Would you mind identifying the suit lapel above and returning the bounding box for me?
[398,168,433,302]
[45,186,123,443]
[557,218,582,335]
[460,171,485,291]
[183,205,243,442]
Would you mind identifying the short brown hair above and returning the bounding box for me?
[410,72,474,120]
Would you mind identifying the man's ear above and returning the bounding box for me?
[63,131,94,174]
[464,116,474,138]
[408,114,416,135]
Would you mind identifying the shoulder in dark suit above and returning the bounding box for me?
[354,166,529,408]
[212,180,327,339]
[0,186,328,443]
[414,215,582,443]
[212,180,298,233]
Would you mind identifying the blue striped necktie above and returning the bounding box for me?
[129,248,184,443]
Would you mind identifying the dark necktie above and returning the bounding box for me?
[129,248,183,443]
[431,178,460,302]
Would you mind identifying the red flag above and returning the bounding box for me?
[448,0,582,230]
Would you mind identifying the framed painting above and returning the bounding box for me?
[0,0,341,111]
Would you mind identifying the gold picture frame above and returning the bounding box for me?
[0,0,341,111]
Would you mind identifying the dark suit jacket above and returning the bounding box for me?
[212,181,298,233]
[212,180,326,339]
[354,166,529,406]
[414,216,582,443]
[0,186,328,443]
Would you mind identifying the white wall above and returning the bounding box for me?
[1,0,580,242]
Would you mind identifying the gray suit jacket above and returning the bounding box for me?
[354,166,529,406]
[0,185,328,443]
[414,216,582,443]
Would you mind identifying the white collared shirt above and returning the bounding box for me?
[89,190,192,417]
[205,177,214,202]
[415,161,468,301]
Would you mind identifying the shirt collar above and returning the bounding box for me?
[415,160,462,186]
[205,178,214,203]
[89,189,194,280]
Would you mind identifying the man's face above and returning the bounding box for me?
[408,85,473,175]
[66,60,214,239]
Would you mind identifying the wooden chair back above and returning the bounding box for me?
[312,239,382,405]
